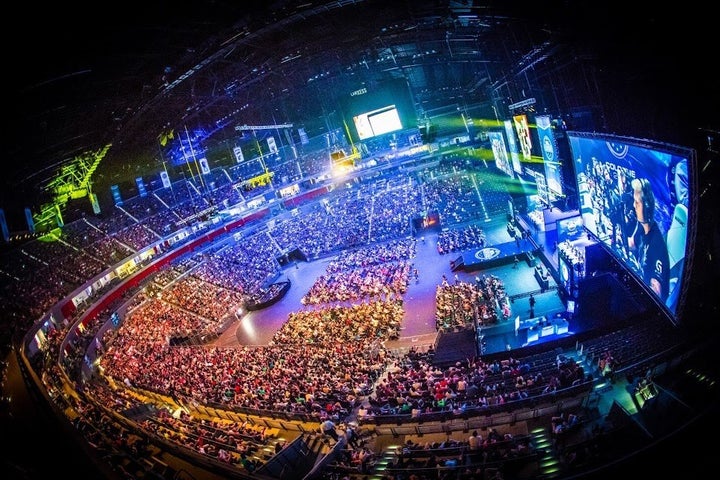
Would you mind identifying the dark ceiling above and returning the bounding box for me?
[4,1,716,221]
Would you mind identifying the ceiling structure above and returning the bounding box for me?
[5,1,714,224]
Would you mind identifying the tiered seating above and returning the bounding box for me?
[370,182,423,242]
[474,169,515,217]
[383,430,537,479]
[423,172,485,225]
[61,217,108,248]
[120,193,169,223]
[579,318,682,378]
[364,345,590,425]
[114,223,161,251]
[13,151,687,480]
[97,207,138,234]
[190,231,281,295]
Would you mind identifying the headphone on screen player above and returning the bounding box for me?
[638,178,655,224]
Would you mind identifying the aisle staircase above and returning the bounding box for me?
[531,425,562,478]
[367,440,401,479]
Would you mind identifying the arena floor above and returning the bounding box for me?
[214,214,568,356]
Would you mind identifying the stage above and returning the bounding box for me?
[431,312,574,364]
[479,313,573,355]
[458,240,536,272]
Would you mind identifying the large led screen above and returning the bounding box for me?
[353,105,403,140]
[557,215,584,242]
[488,131,513,177]
[513,114,532,160]
[340,78,415,143]
[568,132,695,318]
[536,115,563,197]
[504,120,523,174]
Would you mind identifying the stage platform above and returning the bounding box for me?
[479,313,573,355]
[458,240,536,271]
[430,313,571,365]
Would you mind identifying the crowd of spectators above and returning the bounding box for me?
[369,182,423,242]
[302,262,412,305]
[98,332,384,416]
[61,217,136,265]
[437,224,487,254]
[1,144,513,349]
[435,276,510,331]
[71,371,279,474]
[1,150,516,384]
[21,232,108,283]
[2,133,700,480]
[364,349,589,419]
[1,147,578,479]
[423,172,485,226]
[388,427,533,474]
[192,230,281,296]
[272,299,403,345]
[325,239,416,274]
[160,275,246,322]
[114,223,162,251]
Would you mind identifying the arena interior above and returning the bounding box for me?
[1,2,719,480]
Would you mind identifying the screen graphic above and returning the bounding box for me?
[489,131,513,177]
[340,78,415,143]
[504,120,523,174]
[536,115,563,197]
[353,106,403,140]
[513,114,532,160]
[568,132,695,318]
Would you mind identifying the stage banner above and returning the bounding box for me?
[504,120,523,174]
[25,207,36,232]
[136,177,147,197]
[233,146,244,163]
[0,208,8,242]
[111,184,123,205]
[536,115,563,197]
[298,127,309,145]
[489,131,513,177]
[267,136,278,154]
[90,193,101,214]
[513,114,532,160]
[160,170,172,188]
[199,157,211,175]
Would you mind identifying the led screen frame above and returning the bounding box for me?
[340,78,415,144]
[352,105,403,140]
[568,131,696,322]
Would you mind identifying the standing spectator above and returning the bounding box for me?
[321,419,339,442]
[529,293,536,317]
[468,430,481,450]
[344,423,360,448]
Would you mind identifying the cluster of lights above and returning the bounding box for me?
[307,71,332,82]
[215,104,250,126]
